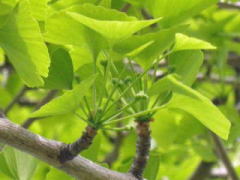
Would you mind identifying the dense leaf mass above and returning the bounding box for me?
[0,0,239,180]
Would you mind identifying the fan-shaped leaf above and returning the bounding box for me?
[0,0,50,87]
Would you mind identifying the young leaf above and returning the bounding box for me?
[81,133,102,161]
[114,26,180,68]
[31,75,97,117]
[50,0,98,10]
[145,0,218,27]
[45,11,105,70]
[168,50,204,85]
[149,75,231,139]
[173,33,216,52]
[143,152,160,180]
[0,0,50,87]
[29,0,48,21]
[44,47,74,90]
[1,146,37,180]
[168,94,230,140]
[66,4,161,43]
[46,168,72,180]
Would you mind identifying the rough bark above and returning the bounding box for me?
[218,2,240,10]
[59,126,97,163]
[0,117,137,180]
[188,161,215,180]
[3,86,28,114]
[104,131,126,167]
[130,121,151,179]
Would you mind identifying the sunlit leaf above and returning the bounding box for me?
[0,146,37,180]
[31,75,97,117]
[145,0,218,27]
[168,50,204,85]
[66,4,161,43]
[174,33,216,51]
[0,0,50,87]
[149,75,231,139]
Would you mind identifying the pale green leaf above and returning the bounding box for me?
[0,0,18,16]
[99,0,111,8]
[31,75,97,117]
[0,0,50,87]
[81,133,102,161]
[149,75,231,139]
[144,153,160,180]
[29,0,48,21]
[2,146,37,180]
[174,33,216,51]
[114,26,181,68]
[66,4,161,43]
[168,50,204,85]
[145,0,218,27]
[45,11,105,70]
[168,94,230,140]
[50,0,98,10]
[46,168,72,180]
[0,48,4,65]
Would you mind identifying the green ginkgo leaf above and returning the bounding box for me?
[145,0,218,27]
[29,0,48,21]
[149,75,231,139]
[168,50,204,85]
[0,146,37,180]
[45,11,106,71]
[173,33,216,51]
[114,26,181,68]
[31,75,97,117]
[0,0,50,87]
[66,4,161,43]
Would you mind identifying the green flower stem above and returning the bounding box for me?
[103,105,166,125]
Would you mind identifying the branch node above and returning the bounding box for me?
[58,126,97,163]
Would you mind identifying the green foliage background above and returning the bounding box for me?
[0,0,240,179]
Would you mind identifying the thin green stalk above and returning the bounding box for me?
[151,93,163,109]
[102,127,131,132]
[103,105,166,125]
[79,102,88,117]
[75,113,87,122]
[103,69,149,115]
[102,86,118,112]
[100,100,137,123]
[83,96,91,115]
[93,60,97,113]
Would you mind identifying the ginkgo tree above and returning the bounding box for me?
[0,0,239,180]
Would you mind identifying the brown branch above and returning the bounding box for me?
[18,100,38,107]
[141,9,158,28]
[0,117,137,180]
[59,126,97,163]
[211,133,239,180]
[188,161,215,180]
[121,3,131,12]
[218,2,240,10]
[130,121,151,179]
[22,90,57,129]
[104,131,126,167]
[141,9,153,20]
[3,86,28,115]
